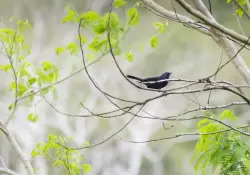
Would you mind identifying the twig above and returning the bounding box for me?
[121,124,250,143]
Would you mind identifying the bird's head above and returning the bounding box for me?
[161,72,172,79]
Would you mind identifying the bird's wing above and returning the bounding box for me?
[142,76,159,82]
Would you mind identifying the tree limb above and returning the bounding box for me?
[0,168,19,175]
[0,121,33,175]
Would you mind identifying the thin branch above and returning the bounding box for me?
[208,0,212,14]
[18,53,104,101]
[1,32,18,126]
[0,156,6,168]
[233,2,246,35]
[121,124,250,143]
[58,104,145,150]
[191,0,250,86]
[232,0,250,20]
[207,37,250,79]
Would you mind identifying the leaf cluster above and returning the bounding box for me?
[191,110,250,175]
[31,135,91,175]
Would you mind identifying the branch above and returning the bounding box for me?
[0,168,19,175]
[232,0,250,20]
[139,0,213,37]
[121,124,250,143]
[0,121,33,175]
[1,32,18,126]
[176,0,250,46]
[232,2,246,35]
[180,0,250,85]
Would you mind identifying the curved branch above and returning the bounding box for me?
[121,124,250,143]
[0,168,19,175]
[0,121,33,175]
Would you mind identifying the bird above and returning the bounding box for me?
[127,72,172,89]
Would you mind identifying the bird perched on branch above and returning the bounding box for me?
[127,72,172,89]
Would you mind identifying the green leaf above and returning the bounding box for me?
[0,64,12,72]
[26,113,38,123]
[80,11,100,21]
[149,36,158,48]
[103,13,120,29]
[219,110,237,121]
[16,20,30,32]
[125,51,133,62]
[18,83,27,97]
[9,82,16,91]
[88,37,103,52]
[93,18,107,34]
[197,118,210,128]
[55,47,64,55]
[9,82,27,97]
[86,53,94,61]
[31,148,40,158]
[227,0,232,3]
[41,61,54,71]
[8,103,13,110]
[28,77,36,86]
[93,13,120,35]
[154,22,167,33]
[235,9,243,18]
[62,9,76,23]
[127,7,139,26]
[82,164,91,173]
[66,42,78,54]
[113,0,126,8]
[19,61,31,77]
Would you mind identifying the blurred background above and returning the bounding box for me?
[0,0,250,174]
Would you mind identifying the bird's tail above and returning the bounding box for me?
[127,75,143,81]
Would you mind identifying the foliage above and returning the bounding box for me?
[31,135,91,175]
[59,2,168,62]
[0,19,59,123]
[0,1,168,174]
[226,0,248,18]
[191,110,250,175]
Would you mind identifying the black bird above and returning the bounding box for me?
[127,72,172,89]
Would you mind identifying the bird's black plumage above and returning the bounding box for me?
[127,72,172,89]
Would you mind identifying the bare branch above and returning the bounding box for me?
[0,121,33,175]
[176,0,250,46]
[121,124,250,144]
[233,2,246,35]
[190,0,250,85]
[0,168,19,175]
